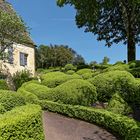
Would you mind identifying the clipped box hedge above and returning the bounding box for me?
[19,82,51,100]
[0,90,26,111]
[48,79,97,106]
[88,70,135,102]
[76,68,93,75]
[39,100,140,140]
[0,104,45,140]
[41,71,81,88]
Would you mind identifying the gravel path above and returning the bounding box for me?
[43,112,120,140]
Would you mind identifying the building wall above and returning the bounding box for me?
[1,43,35,76]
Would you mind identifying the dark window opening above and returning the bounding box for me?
[20,52,28,66]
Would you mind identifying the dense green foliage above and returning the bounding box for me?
[19,82,51,100]
[48,79,97,106]
[39,100,140,140]
[66,70,75,75]
[17,88,39,104]
[41,71,81,88]
[0,90,25,111]
[36,45,85,68]
[0,80,8,90]
[12,70,32,90]
[0,8,30,60]
[57,0,140,62]
[64,64,76,71]
[104,64,129,72]
[106,93,132,115]
[0,104,44,140]
[76,68,93,75]
[88,70,135,102]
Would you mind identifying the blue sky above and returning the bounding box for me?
[7,0,140,63]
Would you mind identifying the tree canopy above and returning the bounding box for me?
[57,0,140,62]
[0,9,29,61]
[36,44,85,68]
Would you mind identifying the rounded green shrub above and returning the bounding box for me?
[64,64,76,71]
[106,93,132,115]
[49,79,97,106]
[76,68,93,75]
[0,90,26,111]
[41,71,81,88]
[104,64,129,72]
[81,72,93,80]
[0,104,45,140]
[88,70,135,102]
[17,88,39,104]
[20,82,51,100]
[0,80,9,90]
[66,70,75,75]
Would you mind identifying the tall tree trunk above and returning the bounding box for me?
[127,37,136,62]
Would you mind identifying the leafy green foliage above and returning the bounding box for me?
[36,44,85,69]
[12,70,32,90]
[0,104,6,114]
[0,104,44,140]
[57,0,140,62]
[88,70,135,102]
[0,80,8,90]
[76,68,93,75]
[107,93,132,115]
[49,79,97,106]
[19,82,51,100]
[41,71,81,88]
[39,100,140,139]
[66,70,75,75]
[64,64,76,71]
[104,64,129,72]
[0,90,26,111]
[17,88,39,104]
[81,72,93,80]
[0,8,30,60]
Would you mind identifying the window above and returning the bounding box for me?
[20,52,28,66]
[8,47,14,64]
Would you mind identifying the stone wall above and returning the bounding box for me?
[1,43,35,76]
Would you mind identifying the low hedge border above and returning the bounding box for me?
[39,100,140,140]
[0,104,45,140]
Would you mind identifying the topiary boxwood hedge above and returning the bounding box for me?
[0,90,26,111]
[0,104,45,140]
[49,79,97,106]
[39,100,140,140]
[88,70,135,102]
[41,71,81,88]
[76,68,93,75]
[19,82,51,100]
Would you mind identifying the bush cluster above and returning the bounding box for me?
[0,104,45,140]
[12,70,32,90]
[64,64,76,71]
[19,82,51,100]
[0,90,26,111]
[76,68,93,75]
[49,79,97,106]
[106,93,132,115]
[41,71,81,88]
[20,79,97,106]
[39,100,140,140]
[88,70,135,102]
[0,80,9,90]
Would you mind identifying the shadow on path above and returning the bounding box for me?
[43,111,120,140]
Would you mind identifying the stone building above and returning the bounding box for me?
[0,0,35,76]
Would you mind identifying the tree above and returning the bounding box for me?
[36,44,85,68]
[57,0,140,62]
[0,9,29,61]
[73,54,85,66]
[102,56,110,65]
